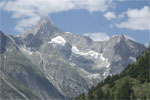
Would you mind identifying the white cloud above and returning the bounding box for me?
[104,11,117,20]
[74,0,112,12]
[84,32,110,41]
[118,12,126,19]
[116,6,150,31]
[15,16,41,32]
[0,1,6,8]
[0,0,113,32]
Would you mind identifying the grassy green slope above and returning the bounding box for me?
[76,46,150,100]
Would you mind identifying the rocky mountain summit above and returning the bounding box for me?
[0,17,146,99]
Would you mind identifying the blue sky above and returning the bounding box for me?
[0,0,149,46]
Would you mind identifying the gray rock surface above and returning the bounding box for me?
[0,31,65,100]
[0,17,146,99]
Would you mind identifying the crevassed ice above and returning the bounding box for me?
[48,36,66,46]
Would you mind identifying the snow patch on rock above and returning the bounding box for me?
[78,68,100,79]
[22,45,35,55]
[100,54,107,61]
[103,63,110,79]
[71,46,111,78]
[71,46,100,59]
[71,45,111,79]
[129,56,136,62]
[65,32,72,34]
[87,73,100,79]
[48,36,66,46]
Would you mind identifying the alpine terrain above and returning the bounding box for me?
[0,17,146,99]
[76,45,150,100]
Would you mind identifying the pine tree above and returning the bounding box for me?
[131,92,136,100]
[96,87,104,99]
[119,80,132,99]
[104,90,110,99]
[117,88,121,99]
[141,95,147,100]
[87,86,94,99]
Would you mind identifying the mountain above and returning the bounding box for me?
[0,31,65,100]
[75,46,150,100]
[0,17,147,99]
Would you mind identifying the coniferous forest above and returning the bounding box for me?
[75,45,150,100]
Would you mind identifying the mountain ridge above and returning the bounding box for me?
[0,17,147,99]
[75,45,150,100]
[0,31,65,100]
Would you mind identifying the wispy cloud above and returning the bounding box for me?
[84,32,110,41]
[0,0,113,32]
[15,16,41,32]
[0,1,6,8]
[115,6,150,31]
[104,11,117,20]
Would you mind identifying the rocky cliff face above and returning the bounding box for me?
[0,17,146,99]
[0,31,65,100]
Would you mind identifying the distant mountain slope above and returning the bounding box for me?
[0,31,65,100]
[0,17,147,99]
[75,46,150,100]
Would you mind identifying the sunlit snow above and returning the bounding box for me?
[103,63,110,78]
[65,32,72,34]
[22,45,34,55]
[87,73,100,79]
[129,56,136,62]
[71,46,100,59]
[48,36,66,46]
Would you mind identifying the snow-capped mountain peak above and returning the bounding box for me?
[10,17,146,99]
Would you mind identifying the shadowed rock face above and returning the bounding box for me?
[0,18,146,99]
[0,32,65,100]
[0,31,9,53]
[23,33,43,49]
